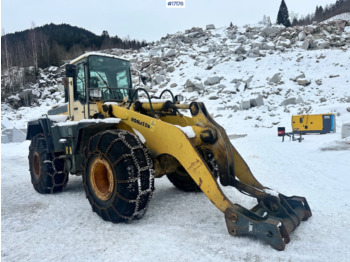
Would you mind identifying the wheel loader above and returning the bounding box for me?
[26,53,311,251]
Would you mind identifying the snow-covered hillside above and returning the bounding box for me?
[2,19,350,261]
[2,19,350,131]
[326,12,350,22]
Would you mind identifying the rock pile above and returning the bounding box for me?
[2,18,350,136]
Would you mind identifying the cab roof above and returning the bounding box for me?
[70,52,129,64]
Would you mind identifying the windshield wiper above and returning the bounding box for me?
[94,71,110,89]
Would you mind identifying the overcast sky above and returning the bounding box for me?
[1,0,337,42]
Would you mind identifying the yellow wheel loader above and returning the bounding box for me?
[26,53,311,250]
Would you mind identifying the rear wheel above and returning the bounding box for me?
[28,134,68,194]
[83,130,154,223]
[167,166,201,192]
[166,148,219,192]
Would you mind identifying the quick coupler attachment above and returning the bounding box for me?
[224,194,312,251]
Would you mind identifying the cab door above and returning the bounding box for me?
[69,60,88,121]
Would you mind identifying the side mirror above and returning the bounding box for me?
[66,64,76,78]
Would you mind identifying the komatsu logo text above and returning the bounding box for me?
[131,118,150,128]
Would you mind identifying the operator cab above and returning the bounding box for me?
[65,54,134,121]
[71,54,133,102]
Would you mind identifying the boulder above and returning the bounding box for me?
[341,122,350,139]
[236,35,247,44]
[18,90,33,107]
[248,47,263,58]
[167,66,175,73]
[298,31,307,41]
[235,55,246,62]
[297,78,311,86]
[194,82,205,91]
[204,76,221,86]
[315,79,323,86]
[141,61,151,68]
[261,26,283,38]
[149,49,162,57]
[209,96,219,100]
[1,135,10,144]
[316,39,330,49]
[185,79,195,88]
[13,127,26,143]
[234,46,247,54]
[290,73,305,82]
[280,98,297,106]
[262,42,275,50]
[206,24,216,30]
[207,58,216,65]
[48,66,58,73]
[296,97,304,104]
[1,128,13,143]
[1,117,14,130]
[250,94,264,107]
[164,49,177,57]
[301,40,310,50]
[241,100,251,110]
[57,84,65,92]
[155,75,165,84]
[277,38,291,48]
[235,82,245,92]
[269,73,282,85]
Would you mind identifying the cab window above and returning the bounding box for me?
[74,62,86,102]
[88,55,133,102]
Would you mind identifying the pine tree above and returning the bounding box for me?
[314,6,324,21]
[277,0,291,27]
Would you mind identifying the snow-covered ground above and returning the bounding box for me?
[2,19,350,261]
[2,128,350,261]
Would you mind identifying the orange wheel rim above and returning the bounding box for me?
[32,152,41,179]
[90,157,115,201]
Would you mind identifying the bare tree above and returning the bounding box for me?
[30,21,38,71]
[2,28,11,71]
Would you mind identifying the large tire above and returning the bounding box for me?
[83,130,154,223]
[28,134,68,194]
[167,166,201,192]
[166,148,219,192]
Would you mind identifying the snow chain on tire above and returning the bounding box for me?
[28,134,68,194]
[82,129,155,223]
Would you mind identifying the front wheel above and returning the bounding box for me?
[83,130,154,223]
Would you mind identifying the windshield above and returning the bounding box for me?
[88,55,133,101]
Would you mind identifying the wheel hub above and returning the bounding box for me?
[90,157,114,201]
[32,152,41,179]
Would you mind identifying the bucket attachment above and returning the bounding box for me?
[225,193,312,250]
[184,102,312,251]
